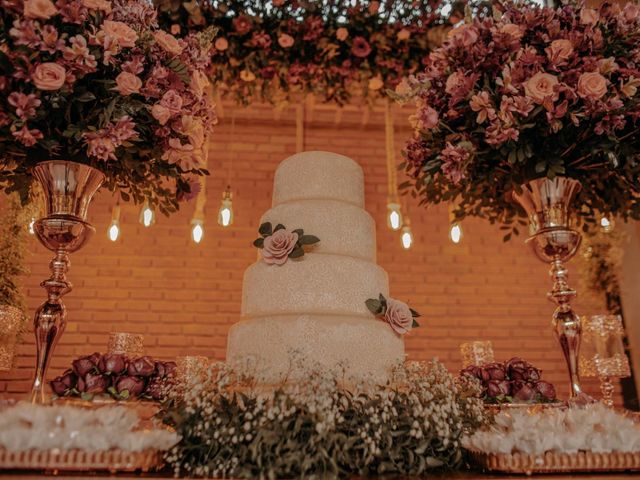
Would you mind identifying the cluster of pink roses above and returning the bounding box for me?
[156,0,451,105]
[401,1,640,230]
[0,0,215,209]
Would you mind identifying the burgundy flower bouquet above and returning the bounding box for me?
[0,0,216,212]
[400,1,640,236]
[50,352,176,402]
[461,357,557,404]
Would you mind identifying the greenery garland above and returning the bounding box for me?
[155,0,456,106]
[162,360,488,478]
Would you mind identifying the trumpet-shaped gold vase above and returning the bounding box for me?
[30,161,104,404]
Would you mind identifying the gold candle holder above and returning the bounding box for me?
[579,315,630,407]
[0,306,24,371]
[460,341,495,367]
[176,356,209,386]
[107,332,145,357]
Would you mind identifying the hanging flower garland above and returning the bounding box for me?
[155,0,454,106]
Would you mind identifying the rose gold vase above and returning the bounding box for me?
[30,161,105,404]
[513,177,584,399]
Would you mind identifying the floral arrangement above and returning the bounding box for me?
[365,293,420,335]
[0,402,178,453]
[162,359,488,478]
[0,0,217,214]
[463,403,640,455]
[253,222,319,265]
[461,357,557,404]
[154,0,453,105]
[50,352,176,402]
[399,1,640,236]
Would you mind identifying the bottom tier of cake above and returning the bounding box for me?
[226,314,405,384]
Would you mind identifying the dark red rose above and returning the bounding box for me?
[98,354,126,375]
[485,362,507,380]
[156,361,177,378]
[115,375,145,397]
[461,365,490,383]
[486,379,511,398]
[127,356,156,377]
[535,380,556,401]
[512,381,537,402]
[510,365,541,382]
[351,36,372,58]
[50,369,77,396]
[72,353,101,377]
[78,372,109,394]
[232,15,252,35]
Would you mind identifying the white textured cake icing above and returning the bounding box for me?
[227,151,405,382]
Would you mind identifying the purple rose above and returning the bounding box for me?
[156,360,177,378]
[78,372,109,394]
[50,369,77,396]
[461,365,490,383]
[262,229,299,265]
[115,375,146,397]
[535,380,556,401]
[127,356,156,377]
[98,353,126,375]
[512,381,537,402]
[72,353,101,377]
[484,362,507,381]
[384,298,414,335]
[486,379,511,398]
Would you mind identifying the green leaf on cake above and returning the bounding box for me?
[289,246,305,259]
[292,228,304,237]
[253,237,264,248]
[412,319,420,328]
[365,299,384,315]
[259,222,272,237]
[410,308,421,318]
[274,223,286,232]
[300,235,320,245]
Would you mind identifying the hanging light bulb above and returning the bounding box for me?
[217,186,234,227]
[191,218,204,244]
[28,217,36,235]
[387,202,402,231]
[139,201,155,228]
[449,222,463,244]
[107,204,121,242]
[401,224,413,250]
[600,216,613,232]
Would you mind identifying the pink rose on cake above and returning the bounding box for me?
[365,294,420,335]
[253,222,320,265]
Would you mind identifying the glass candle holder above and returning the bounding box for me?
[176,355,210,387]
[107,332,145,357]
[579,315,631,407]
[0,306,23,371]
[460,341,495,367]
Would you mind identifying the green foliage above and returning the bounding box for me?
[162,360,489,478]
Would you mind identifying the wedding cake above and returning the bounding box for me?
[226,151,405,382]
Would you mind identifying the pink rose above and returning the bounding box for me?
[114,71,141,95]
[160,89,183,114]
[580,8,599,25]
[151,104,171,125]
[262,229,299,265]
[577,72,607,101]
[278,33,294,48]
[336,27,349,41]
[524,72,559,103]
[397,28,411,41]
[447,24,478,47]
[623,3,640,22]
[101,20,138,48]
[384,298,413,335]
[23,0,58,19]
[546,39,573,63]
[214,37,229,51]
[190,70,210,99]
[82,0,111,12]
[419,106,439,130]
[154,31,183,56]
[499,23,523,39]
[32,63,66,91]
[445,72,462,94]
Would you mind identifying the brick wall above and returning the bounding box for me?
[0,103,617,404]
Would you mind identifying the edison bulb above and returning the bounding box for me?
[449,223,463,244]
[600,216,612,232]
[218,193,233,227]
[401,225,413,249]
[191,220,204,244]
[108,221,120,242]
[140,204,155,227]
[387,203,402,231]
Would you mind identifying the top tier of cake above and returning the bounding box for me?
[272,151,365,208]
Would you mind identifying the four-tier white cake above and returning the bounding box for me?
[226,151,404,382]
